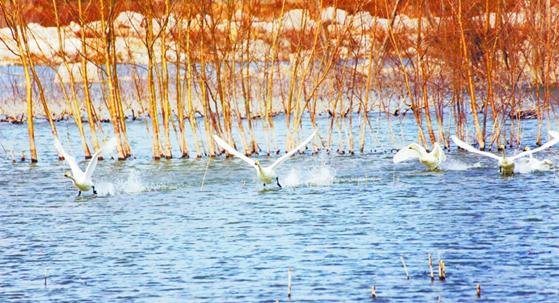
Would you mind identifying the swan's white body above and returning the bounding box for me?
[54,137,117,195]
[213,130,317,188]
[451,133,559,175]
[393,142,446,170]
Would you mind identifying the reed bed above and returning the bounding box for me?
[0,0,558,161]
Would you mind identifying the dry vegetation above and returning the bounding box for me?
[0,0,558,161]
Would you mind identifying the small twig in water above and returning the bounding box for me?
[288,267,292,298]
[200,157,212,190]
[428,253,434,281]
[438,259,446,280]
[400,256,410,279]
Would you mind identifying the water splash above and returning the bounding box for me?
[121,170,146,193]
[441,159,483,171]
[283,165,335,188]
[95,182,115,196]
[101,137,119,155]
[307,166,335,186]
[95,170,146,196]
[283,169,301,188]
[514,158,554,174]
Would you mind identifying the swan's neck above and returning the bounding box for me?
[65,175,77,185]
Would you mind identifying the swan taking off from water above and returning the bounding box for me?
[213,130,318,188]
[393,142,446,170]
[451,132,559,176]
[54,137,117,196]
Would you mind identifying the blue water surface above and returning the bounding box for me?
[1,116,559,302]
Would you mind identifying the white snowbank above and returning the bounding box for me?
[282,9,315,30]
[349,11,374,30]
[321,7,348,24]
[55,61,103,83]
[114,11,145,32]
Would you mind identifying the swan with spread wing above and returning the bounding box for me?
[451,132,559,175]
[393,142,447,170]
[54,137,117,196]
[213,130,317,188]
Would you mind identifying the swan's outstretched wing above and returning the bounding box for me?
[270,129,317,170]
[213,135,257,168]
[393,144,420,163]
[84,137,117,180]
[54,137,83,178]
[451,135,502,161]
[509,135,559,161]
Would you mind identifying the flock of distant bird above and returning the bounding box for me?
[54,130,559,196]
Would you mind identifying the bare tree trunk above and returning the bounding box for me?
[264,0,286,154]
[197,13,215,157]
[17,28,37,162]
[158,0,173,159]
[99,0,126,159]
[416,1,436,145]
[78,0,101,158]
[241,9,257,154]
[53,0,92,158]
[457,0,485,149]
[145,13,163,159]
[184,21,201,158]
[2,1,37,161]
[175,16,189,158]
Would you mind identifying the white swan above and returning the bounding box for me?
[54,137,117,196]
[393,142,446,170]
[213,130,318,188]
[451,133,559,175]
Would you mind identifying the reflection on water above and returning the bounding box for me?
[1,120,559,302]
